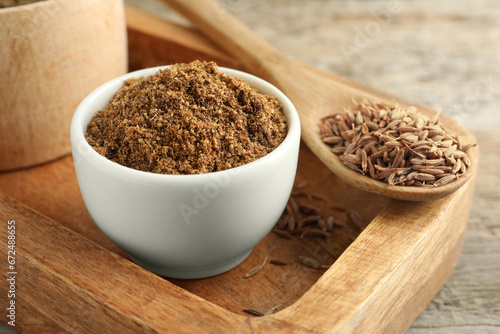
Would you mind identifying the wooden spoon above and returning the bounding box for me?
[161,0,478,201]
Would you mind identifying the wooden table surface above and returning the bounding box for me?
[1,0,498,333]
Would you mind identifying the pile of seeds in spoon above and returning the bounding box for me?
[319,99,476,187]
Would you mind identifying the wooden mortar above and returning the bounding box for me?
[0,0,127,171]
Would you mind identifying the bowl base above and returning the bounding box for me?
[130,249,253,279]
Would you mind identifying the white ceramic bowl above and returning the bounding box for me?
[71,66,300,279]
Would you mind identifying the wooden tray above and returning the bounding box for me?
[0,7,477,333]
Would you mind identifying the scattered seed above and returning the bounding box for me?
[299,256,330,269]
[317,218,327,231]
[417,168,445,175]
[286,214,296,232]
[273,187,354,250]
[297,214,322,229]
[361,149,368,172]
[289,197,301,220]
[323,135,343,144]
[243,308,265,317]
[326,216,336,230]
[331,205,346,212]
[270,259,287,266]
[460,160,467,173]
[344,153,361,164]
[300,228,331,239]
[315,237,340,259]
[264,305,281,316]
[350,210,365,229]
[276,214,288,229]
[433,174,458,187]
[462,154,471,167]
[285,203,293,218]
[461,143,477,152]
[343,160,363,173]
[290,228,307,236]
[361,122,369,135]
[291,191,310,199]
[331,146,347,154]
[295,180,310,189]
[298,202,321,215]
[311,193,324,201]
[272,228,292,239]
[413,173,436,182]
[243,257,267,278]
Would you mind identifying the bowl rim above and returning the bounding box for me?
[70,65,301,181]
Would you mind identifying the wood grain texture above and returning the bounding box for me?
[0,0,127,171]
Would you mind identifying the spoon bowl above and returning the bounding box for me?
[161,0,478,201]
[272,61,478,201]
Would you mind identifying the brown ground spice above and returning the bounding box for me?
[85,61,287,175]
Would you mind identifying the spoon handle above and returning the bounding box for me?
[161,0,282,76]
